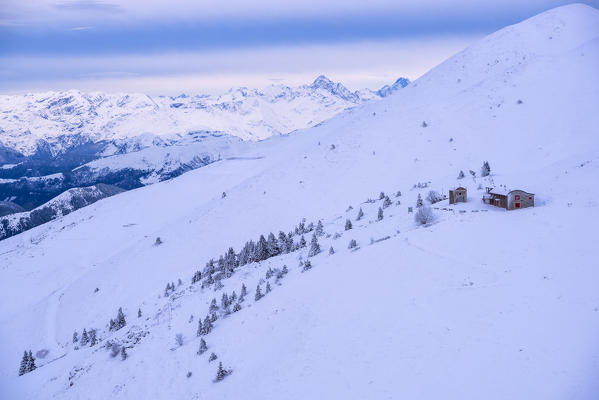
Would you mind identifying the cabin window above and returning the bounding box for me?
[528,197,532,200]
[515,195,520,200]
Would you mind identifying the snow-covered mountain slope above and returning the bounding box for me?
[1,3,599,399]
[0,183,124,240]
[0,76,408,158]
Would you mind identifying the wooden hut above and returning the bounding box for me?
[449,187,467,204]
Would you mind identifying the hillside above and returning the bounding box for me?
[1,4,598,399]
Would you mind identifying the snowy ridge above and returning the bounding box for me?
[1,4,599,399]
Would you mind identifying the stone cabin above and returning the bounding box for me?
[449,187,467,204]
[483,187,534,210]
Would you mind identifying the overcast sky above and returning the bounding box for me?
[1,0,597,94]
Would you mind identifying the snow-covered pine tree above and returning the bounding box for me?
[379,191,385,200]
[265,267,274,279]
[121,347,127,360]
[240,283,248,302]
[278,231,289,253]
[210,312,218,323]
[196,319,203,337]
[233,303,242,312]
[89,330,97,346]
[329,246,335,255]
[356,208,364,221]
[457,170,465,179]
[27,351,36,372]
[221,293,229,309]
[192,270,202,283]
[345,219,352,230]
[348,239,357,249]
[481,161,491,177]
[255,285,263,301]
[282,265,288,275]
[383,196,392,208]
[299,235,307,248]
[72,331,79,343]
[80,329,89,346]
[203,316,213,334]
[138,308,142,318]
[266,282,272,293]
[416,194,423,208]
[315,220,324,237]
[209,298,219,313]
[215,362,231,381]
[116,307,126,330]
[18,351,28,376]
[109,319,116,331]
[469,169,476,177]
[267,232,280,257]
[308,233,321,257]
[255,235,269,261]
[198,339,208,355]
[377,207,384,221]
[209,352,218,362]
[302,260,312,272]
[230,291,237,302]
[395,191,402,197]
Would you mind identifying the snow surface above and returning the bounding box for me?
[1,4,599,399]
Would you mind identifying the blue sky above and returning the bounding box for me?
[1,0,597,94]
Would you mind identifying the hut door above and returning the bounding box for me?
[515,203,521,208]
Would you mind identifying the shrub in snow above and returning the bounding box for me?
[426,190,443,204]
[302,260,312,272]
[415,205,435,225]
[457,170,465,179]
[198,339,208,355]
[469,170,476,177]
[378,191,385,200]
[154,237,163,246]
[345,219,352,230]
[72,331,78,343]
[421,121,428,127]
[209,352,218,362]
[377,207,384,221]
[395,191,402,197]
[348,239,357,249]
[333,232,342,239]
[356,208,364,221]
[175,334,184,347]
[138,308,142,318]
[266,282,272,293]
[328,246,335,255]
[481,161,491,177]
[215,362,232,382]
[187,371,192,378]
[232,303,242,313]
[110,343,121,358]
[221,192,227,198]
[121,347,127,360]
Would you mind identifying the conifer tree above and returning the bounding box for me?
[18,351,28,376]
[210,312,218,323]
[121,347,127,360]
[315,220,324,237]
[329,246,335,255]
[302,260,312,272]
[395,191,402,197]
[216,362,231,381]
[209,352,218,362]
[233,303,242,313]
[109,319,116,331]
[348,239,357,249]
[198,338,208,355]
[116,307,126,330]
[266,282,272,293]
[383,196,392,208]
[221,293,229,309]
[299,235,307,248]
[197,319,203,337]
[80,329,89,346]
[278,231,289,253]
[72,331,79,343]
[457,170,465,179]
[345,219,352,230]
[256,235,269,261]
[377,207,384,221]
[379,191,385,200]
[89,330,97,347]
[481,161,491,177]
[356,208,364,221]
[27,351,36,372]
[267,232,280,257]
[209,298,219,313]
[255,285,263,301]
[240,283,247,302]
[308,233,321,257]
[416,194,423,208]
[281,265,288,275]
[138,308,142,318]
[203,316,213,335]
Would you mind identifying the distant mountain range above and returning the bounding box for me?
[0,76,409,236]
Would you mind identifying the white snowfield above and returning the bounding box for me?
[0,76,398,157]
[1,4,599,399]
